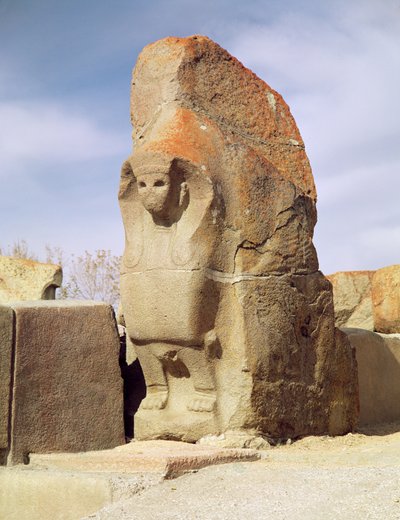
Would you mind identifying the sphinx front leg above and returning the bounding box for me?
[178,347,216,412]
[135,344,168,410]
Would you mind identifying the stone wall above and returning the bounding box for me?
[344,328,400,426]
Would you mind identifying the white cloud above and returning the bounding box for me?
[359,225,400,254]
[1,0,399,271]
[316,222,400,275]
[0,101,127,175]
[0,98,128,258]
[314,157,400,274]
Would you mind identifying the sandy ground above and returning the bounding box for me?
[86,423,400,520]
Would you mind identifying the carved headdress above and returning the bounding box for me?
[119,149,216,271]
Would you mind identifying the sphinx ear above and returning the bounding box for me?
[179,182,188,206]
[119,159,135,200]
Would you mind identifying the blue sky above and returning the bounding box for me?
[0,0,399,274]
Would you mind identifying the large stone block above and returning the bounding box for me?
[344,328,400,426]
[225,274,357,437]
[371,264,400,334]
[0,305,14,464]
[120,36,358,441]
[4,300,124,465]
[327,270,375,329]
[0,256,62,303]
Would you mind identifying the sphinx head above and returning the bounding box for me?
[136,169,188,225]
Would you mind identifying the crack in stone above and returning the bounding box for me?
[205,268,320,284]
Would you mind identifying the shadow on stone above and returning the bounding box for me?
[343,328,400,432]
[119,337,146,440]
[357,421,400,436]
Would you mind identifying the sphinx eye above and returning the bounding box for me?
[138,181,146,188]
[154,180,165,187]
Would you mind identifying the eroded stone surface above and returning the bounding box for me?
[130,36,316,200]
[5,300,124,465]
[371,265,400,334]
[0,305,13,464]
[327,271,375,329]
[120,35,358,441]
[0,256,62,303]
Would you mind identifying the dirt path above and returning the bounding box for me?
[87,425,400,520]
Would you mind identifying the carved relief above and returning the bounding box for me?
[119,151,220,416]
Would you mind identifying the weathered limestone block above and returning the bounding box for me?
[120,36,358,441]
[3,300,124,465]
[344,328,400,426]
[371,265,400,334]
[0,305,13,464]
[0,256,62,303]
[327,271,375,330]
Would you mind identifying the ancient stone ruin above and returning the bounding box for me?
[0,253,125,467]
[1,301,125,465]
[329,264,400,427]
[329,264,400,333]
[119,35,359,442]
[327,270,375,330]
[0,256,62,303]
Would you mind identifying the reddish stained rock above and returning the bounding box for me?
[131,36,315,200]
[372,265,400,334]
[28,440,260,478]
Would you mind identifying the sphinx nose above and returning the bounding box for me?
[144,189,159,202]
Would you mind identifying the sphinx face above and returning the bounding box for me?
[136,172,177,219]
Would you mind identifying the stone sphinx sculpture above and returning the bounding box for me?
[120,35,359,442]
[119,151,220,417]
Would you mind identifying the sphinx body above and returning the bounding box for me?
[119,153,220,416]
